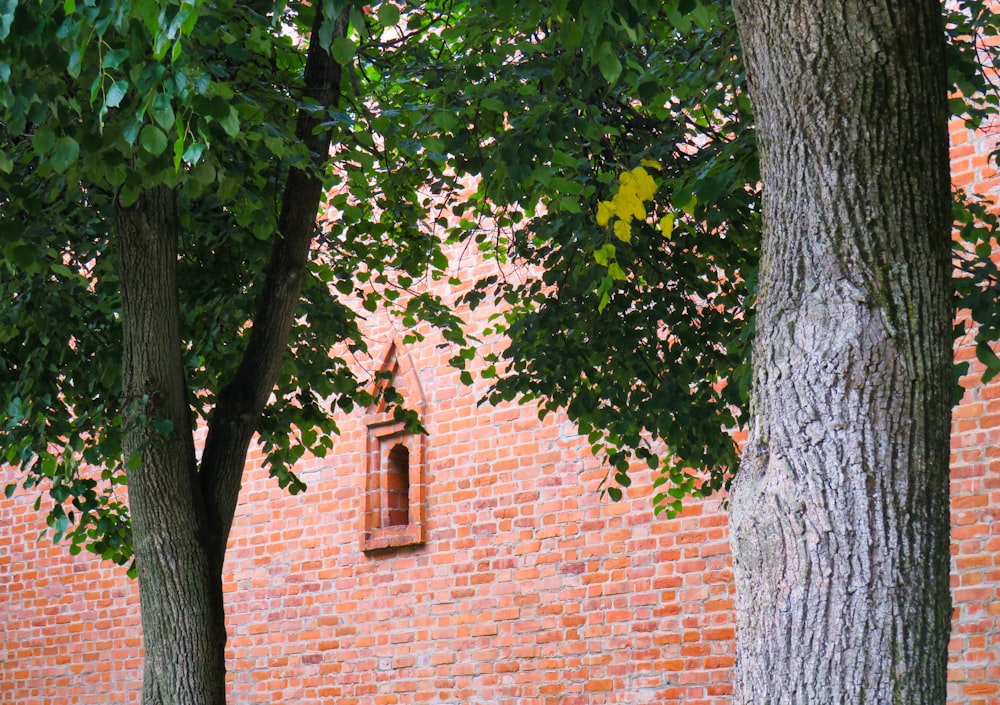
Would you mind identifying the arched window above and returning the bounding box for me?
[360,339,427,552]
[384,444,410,527]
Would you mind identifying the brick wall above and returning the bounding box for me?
[950,117,1000,705]
[1,126,999,705]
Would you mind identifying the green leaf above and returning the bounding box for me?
[596,42,622,84]
[349,6,367,39]
[123,118,141,146]
[377,3,400,27]
[8,243,38,271]
[67,48,83,78]
[150,93,175,131]
[331,36,356,65]
[53,512,69,541]
[219,106,240,137]
[105,80,128,108]
[432,110,459,131]
[32,125,56,154]
[593,243,615,266]
[607,262,626,280]
[977,344,1000,383]
[102,49,130,70]
[50,137,80,173]
[182,141,207,165]
[0,0,16,41]
[140,124,169,156]
[173,136,184,172]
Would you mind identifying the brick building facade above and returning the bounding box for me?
[1,122,999,705]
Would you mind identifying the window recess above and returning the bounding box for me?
[360,339,427,552]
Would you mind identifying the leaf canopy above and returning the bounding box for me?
[1,0,999,562]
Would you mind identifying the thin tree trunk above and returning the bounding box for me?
[117,185,227,705]
[728,1,954,702]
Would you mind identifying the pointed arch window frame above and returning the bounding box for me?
[360,338,428,552]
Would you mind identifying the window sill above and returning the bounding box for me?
[361,524,425,552]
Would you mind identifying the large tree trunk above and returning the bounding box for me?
[117,186,227,705]
[728,1,954,702]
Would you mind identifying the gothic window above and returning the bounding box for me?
[360,339,427,552]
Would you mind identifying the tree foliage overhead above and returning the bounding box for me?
[1,0,999,568]
[374,0,1000,513]
[0,0,468,568]
[422,0,759,511]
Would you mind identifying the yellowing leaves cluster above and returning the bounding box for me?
[595,166,660,242]
[591,162,682,313]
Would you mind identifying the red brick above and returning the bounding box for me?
[1,120,998,705]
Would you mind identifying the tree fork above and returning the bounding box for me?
[117,185,226,705]
[115,6,349,704]
[729,1,953,702]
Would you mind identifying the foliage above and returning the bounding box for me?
[382,0,758,513]
[947,0,1000,386]
[1,0,999,563]
[419,0,1000,514]
[0,0,465,567]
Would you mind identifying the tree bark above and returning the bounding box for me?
[728,1,954,703]
[114,7,347,705]
[117,185,226,705]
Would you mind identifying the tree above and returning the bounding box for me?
[0,2,467,703]
[726,1,953,700]
[2,0,998,703]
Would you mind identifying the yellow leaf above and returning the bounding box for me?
[614,219,631,242]
[596,201,614,226]
[640,158,662,170]
[630,167,657,201]
[660,213,675,239]
[612,191,644,222]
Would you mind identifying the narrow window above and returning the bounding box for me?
[384,444,410,527]
[360,339,427,552]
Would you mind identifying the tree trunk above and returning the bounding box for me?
[112,8,347,704]
[728,1,954,703]
[117,185,227,705]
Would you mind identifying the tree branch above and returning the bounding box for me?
[199,5,350,564]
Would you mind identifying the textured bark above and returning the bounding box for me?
[113,7,348,705]
[117,186,226,705]
[728,1,954,703]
